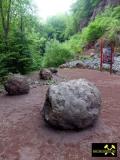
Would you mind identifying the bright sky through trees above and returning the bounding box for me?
[32,0,75,20]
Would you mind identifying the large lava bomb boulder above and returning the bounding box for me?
[4,74,30,95]
[39,69,52,80]
[43,79,101,130]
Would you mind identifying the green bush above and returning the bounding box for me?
[64,33,82,53]
[43,40,73,67]
[0,30,32,76]
[63,6,120,54]
[31,53,43,70]
[10,31,32,74]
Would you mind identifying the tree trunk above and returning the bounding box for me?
[20,15,24,33]
[0,0,12,47]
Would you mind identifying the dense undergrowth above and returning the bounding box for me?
[0,0,120,79]
[43,6,120,68]
[43,40,73,67]
[63,6,120,54]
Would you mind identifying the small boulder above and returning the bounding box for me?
[4,74,30,95]
[75,62,86,68]
[49,68,58,74]
[43,79,101,130]
[39,69,52,80]
[59,64,66,68]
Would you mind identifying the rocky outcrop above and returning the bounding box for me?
[79,18,89,31]
[4,74,30,95]
[43,79,101,130]
[91,0,120,20]
[79,0,120,29]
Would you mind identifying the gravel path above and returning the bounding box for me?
[0,69,120,160]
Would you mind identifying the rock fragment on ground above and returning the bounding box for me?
[49,68,58,74]
[59,53,120,74]
[59,60,86,69]
[4,74,30,95]
[39,69,52,80]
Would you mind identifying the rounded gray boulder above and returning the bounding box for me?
[43,79,101,130]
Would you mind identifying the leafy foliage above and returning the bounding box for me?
[45,14,73,42]
[71,0,101,32]
[0,0,45,76]
[0,0,120,78]
[0,30,32,76]
[43,40,73,67]
[63,6,120,54]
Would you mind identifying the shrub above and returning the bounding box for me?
[63,6,120,55]
[31,53,43,70]
[43,40,73,67]
[0,30,32,76]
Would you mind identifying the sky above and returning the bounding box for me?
[32,0,75,21]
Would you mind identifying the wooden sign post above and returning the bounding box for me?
[100,39,114,74]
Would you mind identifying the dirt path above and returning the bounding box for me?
[0,69,120,160]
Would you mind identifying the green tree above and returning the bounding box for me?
[45,14,68,42]
[0,0,12,47]
[71,0,100,32]
[0,0,35,76]
[43,39,73,67]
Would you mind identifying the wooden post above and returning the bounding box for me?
[110,43,114,74]
[100,39,103,72]
[100,39,114,74]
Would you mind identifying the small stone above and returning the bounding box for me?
[39,69,52,80]
[49,68,58,74]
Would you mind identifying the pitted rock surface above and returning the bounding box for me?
[43,79,101,130]
[4,74,30,95]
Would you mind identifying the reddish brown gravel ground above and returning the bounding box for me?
[0,69,120,160]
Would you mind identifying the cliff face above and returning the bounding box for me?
[91,0,120,20]
[80,0,120,30]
